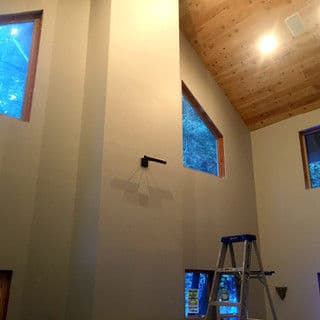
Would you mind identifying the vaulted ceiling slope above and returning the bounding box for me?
[180,0,320,130]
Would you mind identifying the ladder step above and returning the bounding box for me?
[217,313,239,319]
[216,267,244,273]
[212,301,240,307]
[249,270,275,279]
[221,234,256,243]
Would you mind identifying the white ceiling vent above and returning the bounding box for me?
[285,13,305,37]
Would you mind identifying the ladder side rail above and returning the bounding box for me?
[206,242,228,320]
[229,243,237,268]
[238,240,252,320]
[253,241,278,320]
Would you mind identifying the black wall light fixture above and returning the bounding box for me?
[141,155,167,168]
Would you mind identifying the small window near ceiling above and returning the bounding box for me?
[182,82,224,177]
[299,126,320,189]
[0,10,43,121]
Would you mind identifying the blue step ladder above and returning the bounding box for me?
[206,234,278,320]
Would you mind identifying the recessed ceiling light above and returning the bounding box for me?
[259,34,278,54]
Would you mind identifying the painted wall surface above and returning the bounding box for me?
[180,33,265,319]
[0,1,267,319]
[251,109,320,320]
[91,0,265,313]
[21,1,90,319]
[0,1,91,319]
[0,2,58,319]
[66,0,111,319]
[93,1,185,319]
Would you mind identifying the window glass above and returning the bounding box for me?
[300,126,320,189]
[218,274,238,319]
[182,95,219,176]
[304,129,320,188]
[184,271,238,319]
[0,21,34,118]
[184,271,211,317]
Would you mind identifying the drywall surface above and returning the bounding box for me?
[66,0,111,319]
[0,2,58,319]
[0,0,91,319]
[180,33,265,318]
[93,1,185,319]
[21,0,90,319]
[251,109,320,319]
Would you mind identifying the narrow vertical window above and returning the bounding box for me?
[0,10,43,121]
[299,126,320,189]
[182,82,224,177]
[184,270,213,318]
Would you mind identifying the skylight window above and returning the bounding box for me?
[299,126,320,189]
[182,82,224,177]
[0,11,42,121]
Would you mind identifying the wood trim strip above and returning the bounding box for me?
[299,131,311,189]
[182,81,225,177]
[0,10,43,25]
[0,10,43,122]
[21,13,43,121]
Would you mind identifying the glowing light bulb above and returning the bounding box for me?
[259,34,278,54]
[10,28,18,36]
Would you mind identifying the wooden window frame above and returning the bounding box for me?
[0,10,43,121]
[182,81,225,177]
[299,125,320,189]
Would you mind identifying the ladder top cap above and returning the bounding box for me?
[221,234,257,243]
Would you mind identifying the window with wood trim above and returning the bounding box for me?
[299,126,320,189]
[0,10,43,121]
[184,269,214,319]
[184,270,239,319]
[182,82,224,177]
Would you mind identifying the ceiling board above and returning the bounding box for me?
[180,0,320,130]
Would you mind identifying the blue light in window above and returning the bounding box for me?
[184,272,239,319]
[184,271,210,317]
[0,21,34,119]
[305,130,320,188]
[182,95,219,175]
[218,274,238,319]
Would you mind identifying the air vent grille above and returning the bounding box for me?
[285,13,305,37]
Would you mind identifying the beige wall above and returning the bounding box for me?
[66,0,111,319]
[251,109,320,320]
[180,33,265,319]
[0,1,91,319]
[0,2,58,319]
[93,1,185,319]
[0,1,268,319]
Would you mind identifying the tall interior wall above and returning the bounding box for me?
[0,1,92,319]
[66,0,111,319]
[251,108,320,320]
[0,0,267,319]
[180,33,265,318]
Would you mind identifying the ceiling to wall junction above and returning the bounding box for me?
[180,0,320,130]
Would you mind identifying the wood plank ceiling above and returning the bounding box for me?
[180,0,320,130]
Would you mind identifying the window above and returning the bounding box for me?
[299,126,320,189]
[0,10,42,121]
[184,270,213,318]
[184,270,239,319]
[182,82,224,177]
